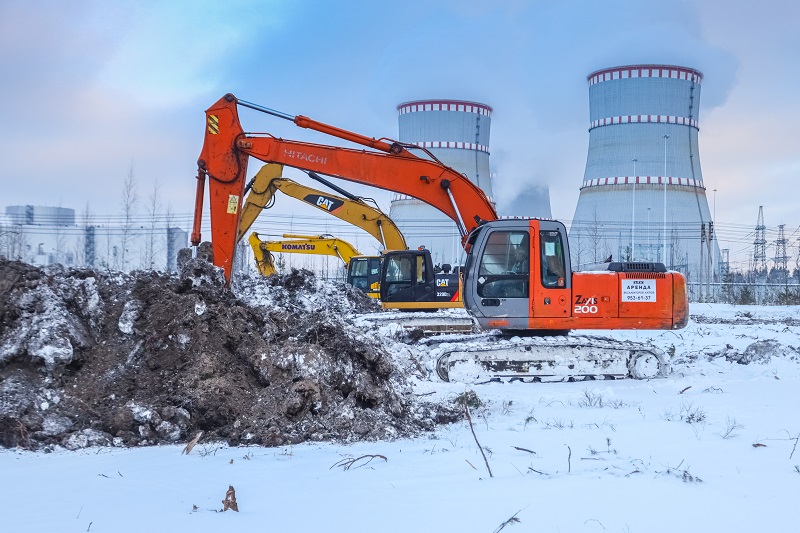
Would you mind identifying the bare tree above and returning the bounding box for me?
[120,163,138,271]
[16,229,28,261]
[164,204,176,271]
[74,203,94,267]
[586,208,605,263]
[2,223,27,261]
[570,224,585,270]
[101,228,117,272]
[142,179,162,270]
[274,250,286,274]
[50,201,68,265]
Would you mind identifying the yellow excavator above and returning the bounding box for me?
[236,163,464,310]
[248,232,361,277]
[237,163,407,250]
[236,163,407,297]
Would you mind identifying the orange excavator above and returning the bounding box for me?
[192,94,689,382]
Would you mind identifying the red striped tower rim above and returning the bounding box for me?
[397,99,493,116]
[587,64,703,85]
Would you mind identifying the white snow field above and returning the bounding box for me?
[2,303,799,532]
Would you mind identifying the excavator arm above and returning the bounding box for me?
[247,232,361,277]
[193,93,497,282]
[236,163,407,251]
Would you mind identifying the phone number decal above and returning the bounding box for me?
[621,279,656,302]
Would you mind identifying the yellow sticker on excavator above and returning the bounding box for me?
[208,114,219,135]
[227,195,239,214]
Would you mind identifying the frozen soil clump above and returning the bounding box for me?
[0,256,460,451]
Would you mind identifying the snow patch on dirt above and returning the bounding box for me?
[0,257,460,451]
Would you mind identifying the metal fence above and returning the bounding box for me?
[687,282,800,305]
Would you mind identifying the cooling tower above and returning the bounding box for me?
[497,185,552,219]
[570,64,720,284]
[390,100,495,267]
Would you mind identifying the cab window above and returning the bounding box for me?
[540,230,566,288]
[385,256,412,282]
[476,231,529,298]
[350,259,368,277]
[347,258,369,290]
[415,255,426,283]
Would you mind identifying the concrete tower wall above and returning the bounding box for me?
[570,65,720,284]
[390,100,494,267]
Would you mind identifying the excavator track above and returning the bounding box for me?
[426,334,669,383]
[357,311,476,336]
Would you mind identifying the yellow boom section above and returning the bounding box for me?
[237,163,407,251]
[248,232,362,277]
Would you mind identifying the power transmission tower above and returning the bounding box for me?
[774,224,788,271]
[797,238,800,271]
[753,206,767,274]
[721,248,730,278]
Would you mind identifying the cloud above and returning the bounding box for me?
[1,0,798,270]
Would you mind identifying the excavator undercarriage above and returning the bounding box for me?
[425,333,670,383]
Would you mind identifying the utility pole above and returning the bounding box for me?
[706,222,713,300]
[631,157,637,260]
[775,224,788,282]
[712,186,717,284]
[753,206,767,275]
[700,223,706,300]
[662,134,669,265]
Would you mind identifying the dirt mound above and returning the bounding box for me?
[0,257,460,451]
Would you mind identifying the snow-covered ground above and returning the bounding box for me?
[3,303,799,532]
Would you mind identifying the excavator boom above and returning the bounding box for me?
[193,94,496,282]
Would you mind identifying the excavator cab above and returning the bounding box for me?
[379,249,462,310]
[380,251,431,303]
[463,219,571,330]
[346,256,382,298]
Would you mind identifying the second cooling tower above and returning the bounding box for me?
[570,64,720,282]
[389,100,494,267]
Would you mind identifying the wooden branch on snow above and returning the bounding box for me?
[330,454,388,471]
[464,401,493,478]
[512,446,536,455]
[181,431,203,455]
[493,510,522,533]
[567,445,572,474]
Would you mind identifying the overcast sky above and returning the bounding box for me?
[2,0,799,257]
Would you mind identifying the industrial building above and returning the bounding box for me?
[389,99,496,267]
[569,64,720,285]
[1,205,187,272]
